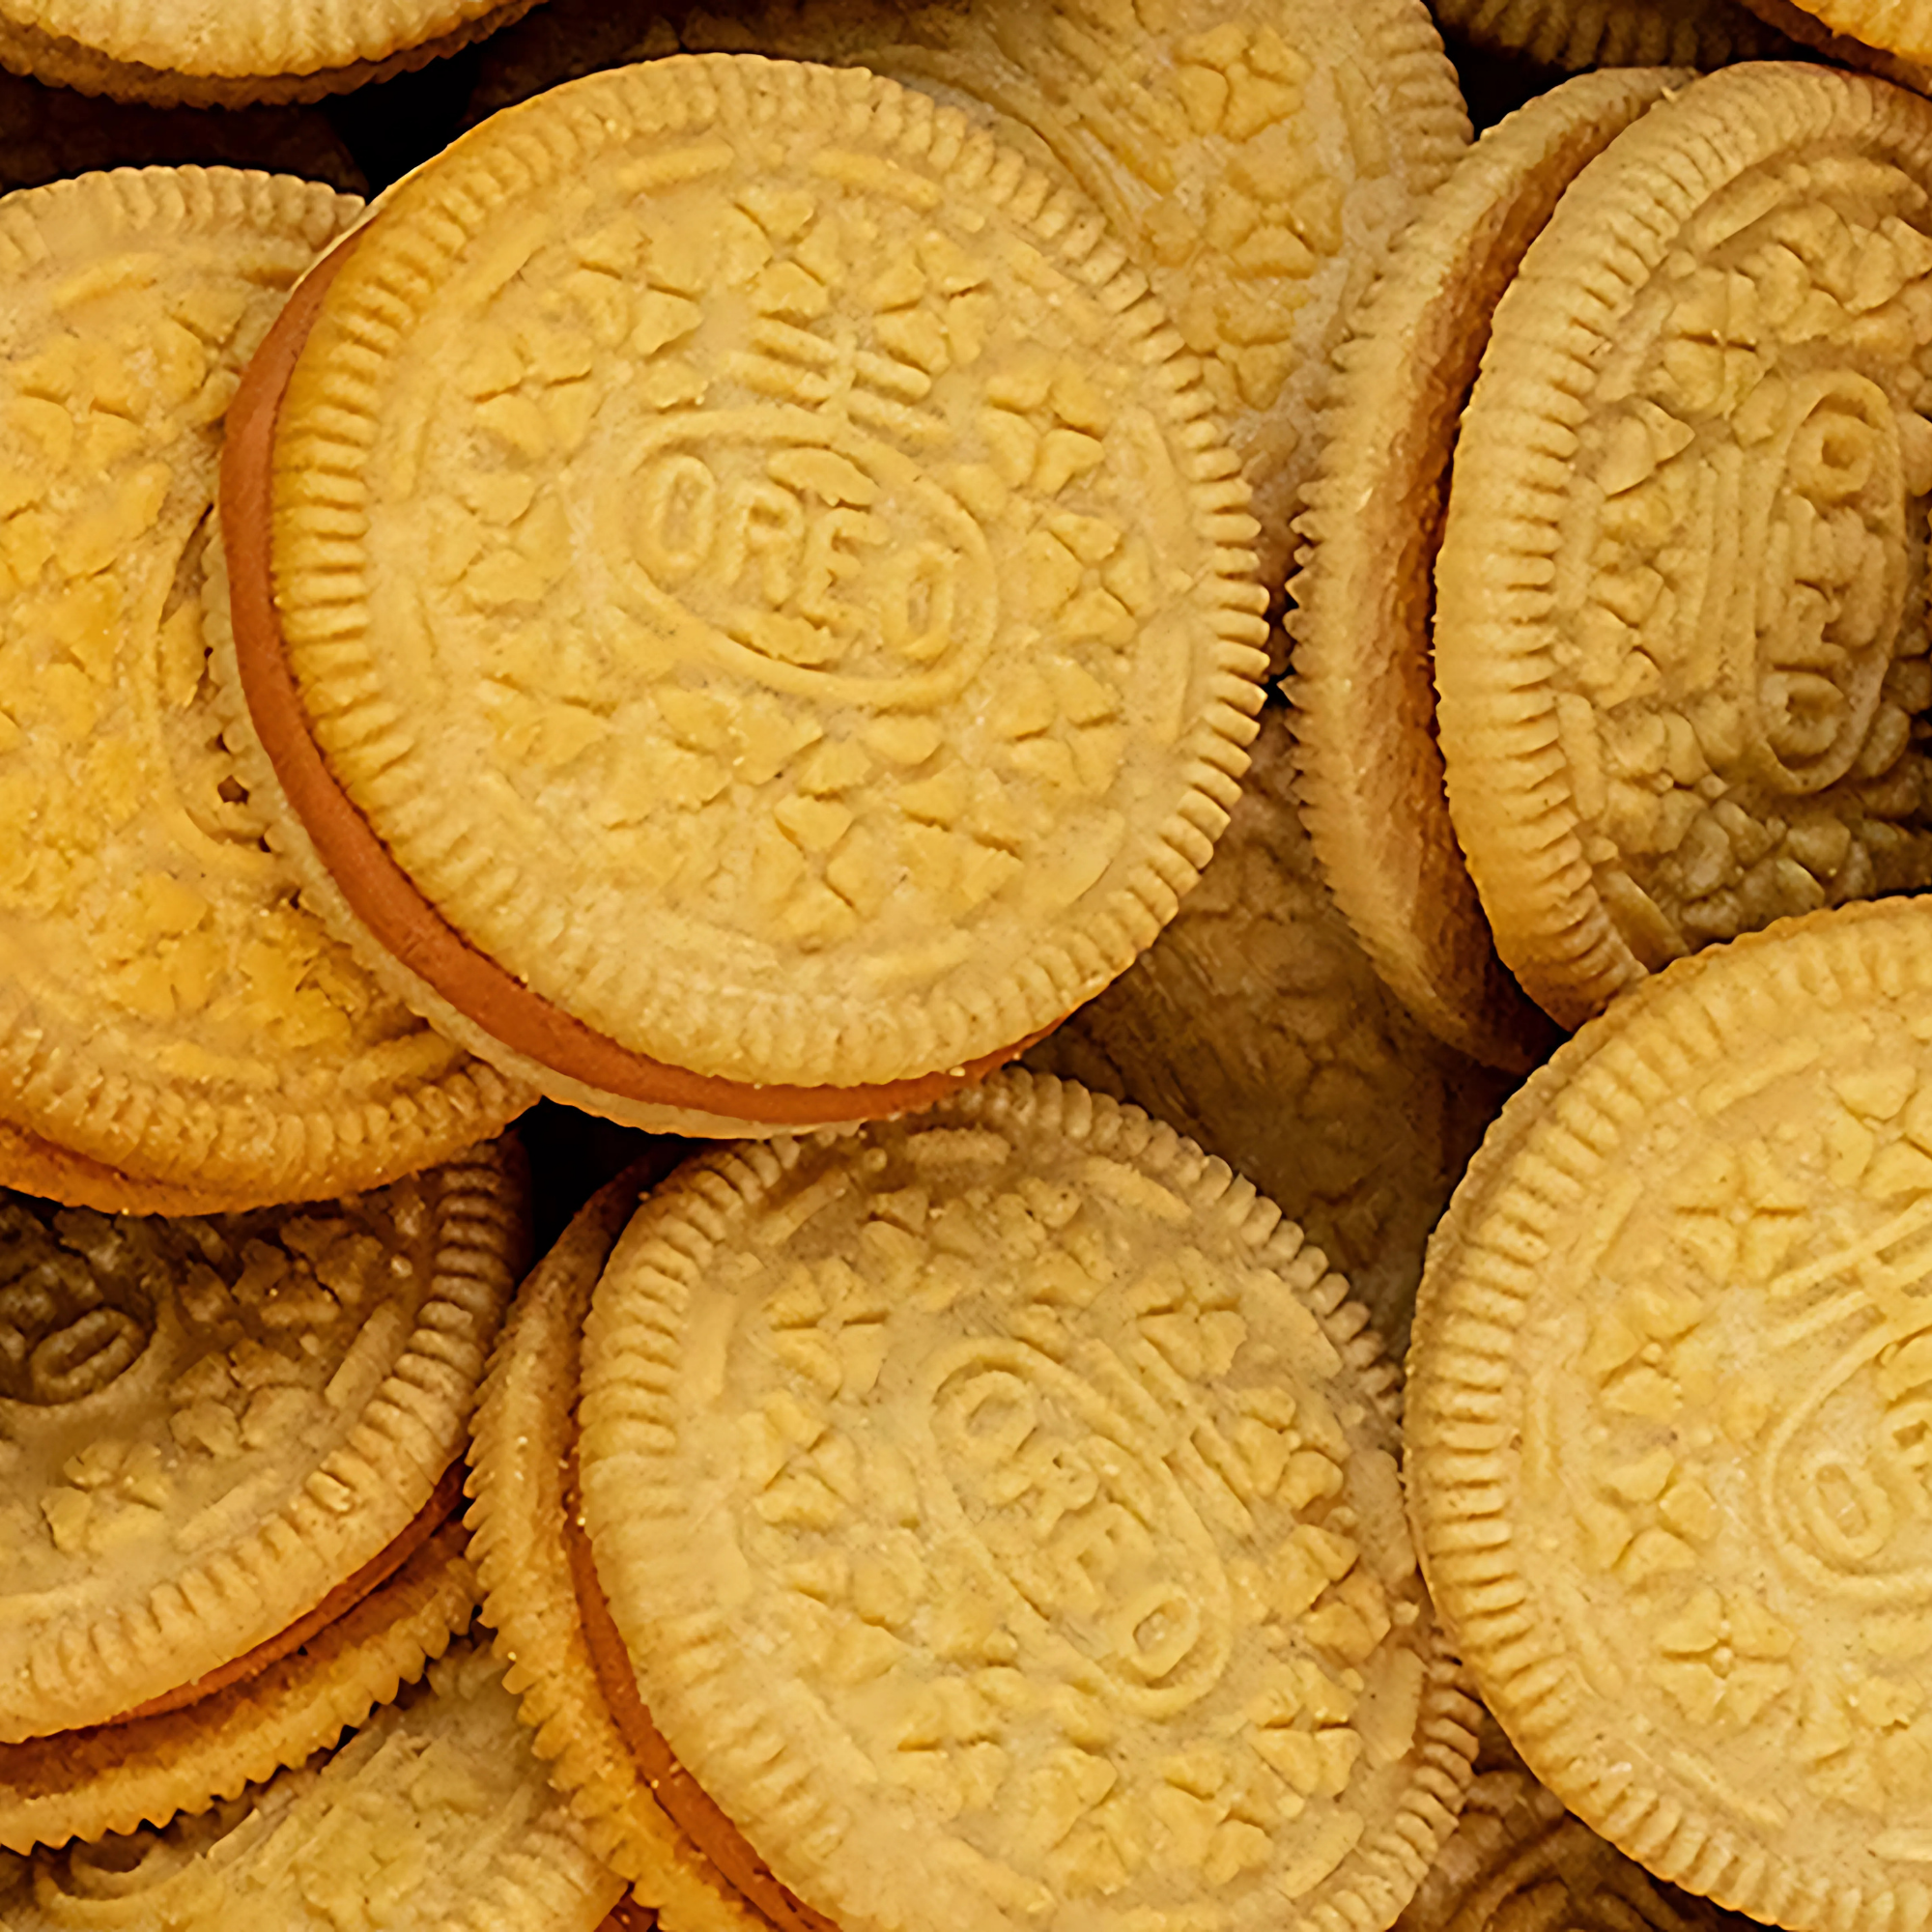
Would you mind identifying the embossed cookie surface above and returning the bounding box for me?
[1407,896,1932,1928]
[464,0,1469,603]
[580,1071,1476,1932]
[262,56,1268,1100]
[0,1140,524,1741]
[0,1634,624,1931]
[1027,709,1511,1356]
[0,168,526,1205]
[1435,64,1932,1031]
[1291,70,1677,1072]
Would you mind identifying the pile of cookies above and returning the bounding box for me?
[0,0,1929,1927]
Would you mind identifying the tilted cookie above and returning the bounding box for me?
[1435,63,1932,1031]
[461,0,1472,605]
[1740,0,1932,57]
[0,0,545,106]
[1407,895,1932,1928]
[0,168,529,1210]
[1429,0,1786,67]
[218,56,1269,1136]
[1292,69,1680,1072]
[0,1142,526,1812]
[1027,708,1511,1357]
[1740,0,1932,86]
[0,1622,626,1931]
[477,1070,1479,1932]
[1393,1755,1761,1932]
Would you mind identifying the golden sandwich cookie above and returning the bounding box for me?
[473,1072,1478,1932]
[0,166,528,1213]
[0,0,547,107]
[0,1139,526,1846]
[0,1599,627,1932]
[217,55,1271,1136]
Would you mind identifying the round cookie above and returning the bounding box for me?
[1429,0,1787,67]
[0,1138,526,1747]
[461,0,1472,606]
[1407,895,1932,1927]
[1394,1753,1764,1932]
[222,55,1269,1134]
[0,167,529,1209]
[0,1627,625,1931]
[1435,62,1932,1032]
[1026,707,1513,1357]
[0,0,545,106]
[0,1516,475,1852]
[468,1165,771,1929]
[1291,69,1680,1072]
[571,1072,1478,1932]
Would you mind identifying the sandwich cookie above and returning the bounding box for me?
[0,167,529,1212]
[1739,0,1932,59]
[1427,0,1786,68]
[0,1140,527,1840]
[0,1616,626,1931]
[1435,62,1932,1031]
[0,0,546,107]
[1407,895,1932,1927]
[461,0,1473,606]
[218,55,1270,1136]
[474,1070,1478,1932]
[1026,707,1512,1358]
[1291,69,1681,1074]
[1738,0,1932,88]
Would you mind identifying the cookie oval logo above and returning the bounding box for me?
[602,411,997,710]
[0,1209,156,1407]
[928,1342,1232,1717]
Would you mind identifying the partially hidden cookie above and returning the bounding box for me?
[464,0,1471,605]
[1393,1755,1762,1932]
[0,167,530,1211]
[1406,895,1932,1928]
[0,1517,475,1852]
[1027,707,1513,1358]
[0,1141,526,1780]
[0,0,545,106]
[1742,0,1932,58]
[1429,0,1788,68]
[1739,0,1932,87]
[1291,68,1682,1072]
[533,1071,1479,1932]
[219,55,1269,1136]
[0,1626,626,1931]
[1435,62,1932,1032]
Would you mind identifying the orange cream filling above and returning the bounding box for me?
[106,1460,468,1728]
[222,232,1052,1130]
[561,1440,835,1932]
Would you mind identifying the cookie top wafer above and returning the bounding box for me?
[0,1138,525,1743]
[0,1633,625,1931]
[0,0,544,106]
[1406,895,1932,1929]
[463,0,1474,599]
[237,56,1268,1128]
[1291,69,1679,1072]
[0,167,527,1208]
[1435,62,1932,1031]
[1429,0,1786,68]
[0,1516,476,1852]
[579,1071,1478,1932]
[1027,709,1511,1355]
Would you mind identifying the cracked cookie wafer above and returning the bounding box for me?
[1429,0,1787,68]
[0,1628,625,1931]
[0,167,528,1211]
[0,1138,526,1768]
[1435,62,1932,1033]
[220,55,1270,1136]
[548,1071,1478,1932]
[0,0,546,106]
[1406,895,1932,1927]
[1291,69,1680,1073]
[1026,708,1512,1357]
[463,0,1472,606]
